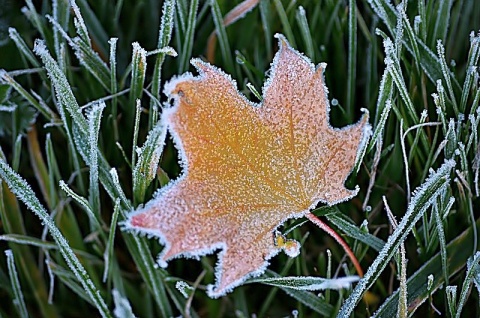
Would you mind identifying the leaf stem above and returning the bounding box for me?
[306,212,363,277]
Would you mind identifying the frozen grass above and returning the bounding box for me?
[0,0,479,316]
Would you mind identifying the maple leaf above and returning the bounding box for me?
[126,34,371,298]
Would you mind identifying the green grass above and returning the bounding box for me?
[0,0,480,317]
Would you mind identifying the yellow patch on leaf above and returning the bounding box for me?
[127,34,371,298]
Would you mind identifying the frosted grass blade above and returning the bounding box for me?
[178,0,198,72]
[346,0,357,120]
[210,0,234,74]
[150,0,176,128]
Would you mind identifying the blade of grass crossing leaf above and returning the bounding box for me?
[108,171,172,316]
[374,219,480,317]
[178,0,199,73]
[210,0,235,74]
[272,0,296,47]
[24,0,47,41]
[0,160,112,318]
[339,160,455,316]
[5,250,28,318]
[249,276,360,291]
[258,256,297,317]
[295,6,314,60]
[259,0,272,58]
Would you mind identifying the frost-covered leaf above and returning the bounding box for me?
[248,275,360,291]
[126,34,370,298]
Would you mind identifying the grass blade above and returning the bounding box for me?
[5,250,29,318]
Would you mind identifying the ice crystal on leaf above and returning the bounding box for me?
[126,34,370,298]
